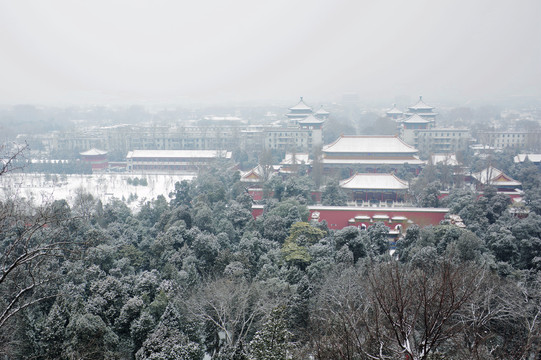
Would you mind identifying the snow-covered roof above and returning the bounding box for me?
[240,165,265,182]
[470,144,496,151]
[202,115,243,122]
[408,96,434,111]
[355,215,371,220]
[281,153,311,165]
[339,173,409,190]
[431,154,460,166]
[315,105,330,115]
[514,154,541,163]
[472,166,521,187]
[321,158,425,165]
[288,97,312,111]
[323,135,419,154]
[240,164,278,182]
[80,148,107,156]
[403,114,430,124]
[298,114,325,124]
[386,104,403,115]
[391,216,408,221]
[126,150,232,159]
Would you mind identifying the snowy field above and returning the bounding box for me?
[0,173,194,212]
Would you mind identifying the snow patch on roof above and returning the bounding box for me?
[339,173,409,190]
[323,135,419,154]
[408,96,434,111]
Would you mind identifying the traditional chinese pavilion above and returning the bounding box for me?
[405,96,437,123]
[286,97,313,123]
[79,148,108,172]
[314,105,330,120]
[386,104,404,120]
[321,135,425,174]
[470,166,522,193]
[339,173,409,206]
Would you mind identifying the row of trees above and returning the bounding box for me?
[1,153,541,359]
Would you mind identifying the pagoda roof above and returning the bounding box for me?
[408,96,434,111]
[298,114,325,124]
[323,135,419,154]
[339,173,409,190]
[403,114,431,124]
[386,104,404,115]
[288,97,312,111]
[315,105,330,115]
[80,148,107,156]
[472,166,521,187]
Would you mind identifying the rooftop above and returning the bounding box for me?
[340,173,409,190]
[514,154,541,163]
[321,158,425,165]
[126,150,232,159]
[80,148,107,156]
[288,97,312,111]
[323,135,419,154]
[315,105,330,115]
[298,114,325,124]
[281,153,311,165]
[431,154,460,166]
[472,166,522,187]
[386,104,404,115]
[408,96,435,111]
[403,114,431,124]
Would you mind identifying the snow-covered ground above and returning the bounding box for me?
[0,173,194,211]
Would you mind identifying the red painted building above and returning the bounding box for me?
[80,148,108,171]
[252,205,448,231]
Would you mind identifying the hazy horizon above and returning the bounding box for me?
[1,0,540,107]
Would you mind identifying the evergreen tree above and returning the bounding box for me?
[250,306,291,360]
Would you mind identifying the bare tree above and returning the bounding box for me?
[0,144,82,335]
[311,260,489,360]
[310,267,378,360]
[0,142,28,177]
[366,261,485,360]
[0,199,78,330]
[185,278,273,356]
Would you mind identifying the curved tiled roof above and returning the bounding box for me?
[298,114,325,124]
[339,172,409,190]
[315,105,330,115]
[80,148,107,156]
[386,104,403,114]
[408,96,434,111]
[289,97,312,111]
[403,114,431,123]
[322,135,418,154]
[472,166,521,187]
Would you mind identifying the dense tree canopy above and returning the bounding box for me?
[1,153,541,359]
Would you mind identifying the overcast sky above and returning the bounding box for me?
[0,0,540,105]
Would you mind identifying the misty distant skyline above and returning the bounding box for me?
[1,0,540,106]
